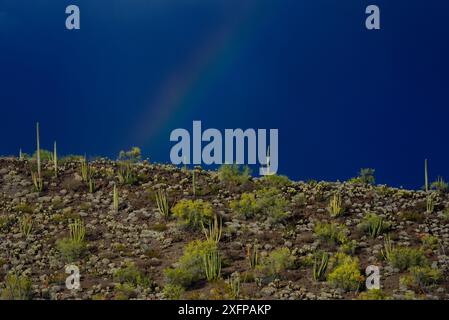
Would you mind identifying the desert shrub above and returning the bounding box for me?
[292,192,307,207]
[14,203,34,214]
[314,222,348,244]
[56,238,86,262]
[230,188,288,223]
[340,239,358,255]
[163,284,185,300]
[113,283,137,300]
[358,289,391,300]
[421,234,439,251]
[387,247,428,271]
[349,168,375,185]
[400,266,442,288]
[357,212,391,238]
[327,253,364,291]
[230,193,258,219]
[255,188,289,223]
[32,149,53,162]
[59,154,84,164]
[56,219,87,262]
[217,164,251,185]
[400,210,424,223]
[431,177,448,193]
[117,161,138,185]
[259,174,291,188]
[114,262,152,288]
[164,240,217,288]
[261,247,295,277]
[171,199,213,230]
[1,273,32,300]
[0,216,15,232]
[118,147,141,163]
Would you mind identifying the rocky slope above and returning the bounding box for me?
[0,157,448,300]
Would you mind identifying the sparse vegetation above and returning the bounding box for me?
[1,273,32,300]
[357,212,391,238]
[217,164,251,185]
[327,193,344,217]
[327,253,364,292]
[171,199,213,230]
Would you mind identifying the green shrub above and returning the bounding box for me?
[118,147,141,163]
[292,192,307,207]
[314,222,348,244]
[400,266,442,288]
[1,273,32,300]
[0,216,15,232]
[32,149,53,162]
[259,174,291,188]
[387,247,428,271]
[261,247,295,277]
[357,212,391,238]
[358,289,391,300]
[164,240,217,288]
[230,188,288,223]
[113,283,137,300]
[56,238,87,262]
[327,253,364,291]
[172,199,213,230]
[349,168,375,185]
[255,188,289,223]
[230,193,258,219]
[163,284,185,300]
[421,234,439,251]
[400,210,424,223]
[114,262,152,288]
[431,177,448,193]
[217,164,251,185]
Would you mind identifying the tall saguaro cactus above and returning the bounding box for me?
[36,122,41,180]
[425,159,429,193]
[53,141,58,177]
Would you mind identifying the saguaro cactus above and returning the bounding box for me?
[424,159,429,193]
[53,141,58,177]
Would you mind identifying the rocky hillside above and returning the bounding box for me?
[0,157,448,300]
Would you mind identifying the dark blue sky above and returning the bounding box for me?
[1,0,448,188]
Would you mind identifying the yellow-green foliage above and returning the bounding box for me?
[262,247,295,277]
[387,247,428,271]
[327,193,344,217]
[259,174,291,189]
[314,222,348,244]
[230,188,288,223]
[1,273,32,300]
[254,188,289,223]
[230,193,258,219]
[327,253,364,291]
[19,215,33,238]
[400,266,442,289]
[114,262,152,288]
[172,199,213,229]
[203,249,222,281]
[118,147,141,163]
[164,240,217,288]
[217,164,251,185]
[358,289,391,300]
[357,212,391,238]
[202,215,222,244]
[421,234,439,251]
[163,284,185,300]
[56,219,87,262]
